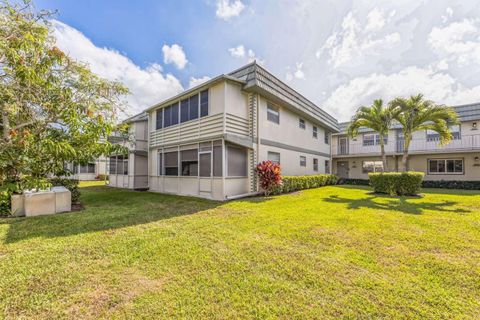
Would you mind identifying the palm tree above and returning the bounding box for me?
[347,99,395,172]
[389,94,459,171]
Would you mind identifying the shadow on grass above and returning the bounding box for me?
[1,186,221,244]
[323,194,471,215]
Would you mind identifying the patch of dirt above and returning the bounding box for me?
[71,203,85,211]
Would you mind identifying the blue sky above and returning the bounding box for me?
[35,0,480,121]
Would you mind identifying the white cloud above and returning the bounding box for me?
[428,18,480,67]
[441,7,454,24]
[52,20,183,116]
[189,76,211,88]
[162,44,188,70]
[365,7,386,32]
[324,66,480,121]
[318,10,401,68]
[286,62,305,81]
[216,0,245,20]
[228,45,246,58]
[228,45,264,64]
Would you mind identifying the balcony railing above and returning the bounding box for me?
[333,134,480,156]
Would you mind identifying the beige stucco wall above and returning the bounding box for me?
[224,82,249,119]
[258,96,330,157]
[333,152,480,181]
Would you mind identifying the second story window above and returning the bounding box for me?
[325,131,330,144]
[163,103,179,128]
[363,133,387,146]
[267,103,280,124]
[200,90,209,117]
[313,126,318,138]
[300,156,306,167]
[427,125,461,141]
[156,109,163,130]
[299,118,306,129]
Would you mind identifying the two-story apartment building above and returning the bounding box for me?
[332,103,480,181]
[108,112,149,190]
[146,62,338,200]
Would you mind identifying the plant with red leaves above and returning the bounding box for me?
[255,160,282,195]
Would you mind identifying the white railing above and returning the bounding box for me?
[332,134,480,156]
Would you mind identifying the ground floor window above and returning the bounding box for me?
[300,156,306,167]
[109,156,128,175]
[313,158,318,171]
[267,151,280,164]
[181,149,198,176]
[362,161,383,173]
[227,145,248,177]
[325,160,330,174]
[428,159,463,174]
[157,140,224,177]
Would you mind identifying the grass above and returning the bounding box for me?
[1,183,479,319]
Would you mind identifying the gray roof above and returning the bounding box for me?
[228,62,339,132]
[124,112,148,123]
[336,102,480,134]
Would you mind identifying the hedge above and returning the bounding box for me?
[369,172,424,196]
[272,174,338,194]
[337,178,370,186]
[422,180,480,190]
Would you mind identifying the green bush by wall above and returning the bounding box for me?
[273,174,338,194]
[369,172,424,196]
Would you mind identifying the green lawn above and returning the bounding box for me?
[1,183,479,319]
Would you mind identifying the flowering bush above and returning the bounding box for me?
[255,161,282,195]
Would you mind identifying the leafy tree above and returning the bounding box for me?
[347,99,396,172]
[0,0,129,189]
[389,94,459,171]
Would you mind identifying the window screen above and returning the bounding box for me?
[199,153,211,177]
[213,145,222,177]
[158,152,163,175]
[180,99,189,123]
[109,156,117,174]
[181,149,198,176]
[200,90,209,117]
[171,103,179,126]
[156,109,163,130]
[189,94,199,120]
[164,151,178,176]
[227,146,247,177]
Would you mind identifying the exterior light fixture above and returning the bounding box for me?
[473,122,477,130]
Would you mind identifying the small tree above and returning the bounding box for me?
[347,99,395,172]
[389,94,459,171]
[0,1,129,186]
[256,160,282,195]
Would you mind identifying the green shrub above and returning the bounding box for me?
[274,174,338,194]
[49,178,80,204]
[0,177,52,215]
[369,172,424,196]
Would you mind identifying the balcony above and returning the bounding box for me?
[332,134,480,156]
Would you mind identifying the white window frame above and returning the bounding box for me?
[300,155,306,167]
[267,151,280,164]
[362,161,383,173]
[299,118,306,130]
[428,158,464,175]
[267,103,280,124]
[313,126,318,138]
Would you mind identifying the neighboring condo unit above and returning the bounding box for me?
[108,112,149,190]
[332,103,480,181]
[64,157,107,181]
[146,62,338,200]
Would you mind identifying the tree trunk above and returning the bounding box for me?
[401,137,410,171]
[380,139,387,172]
